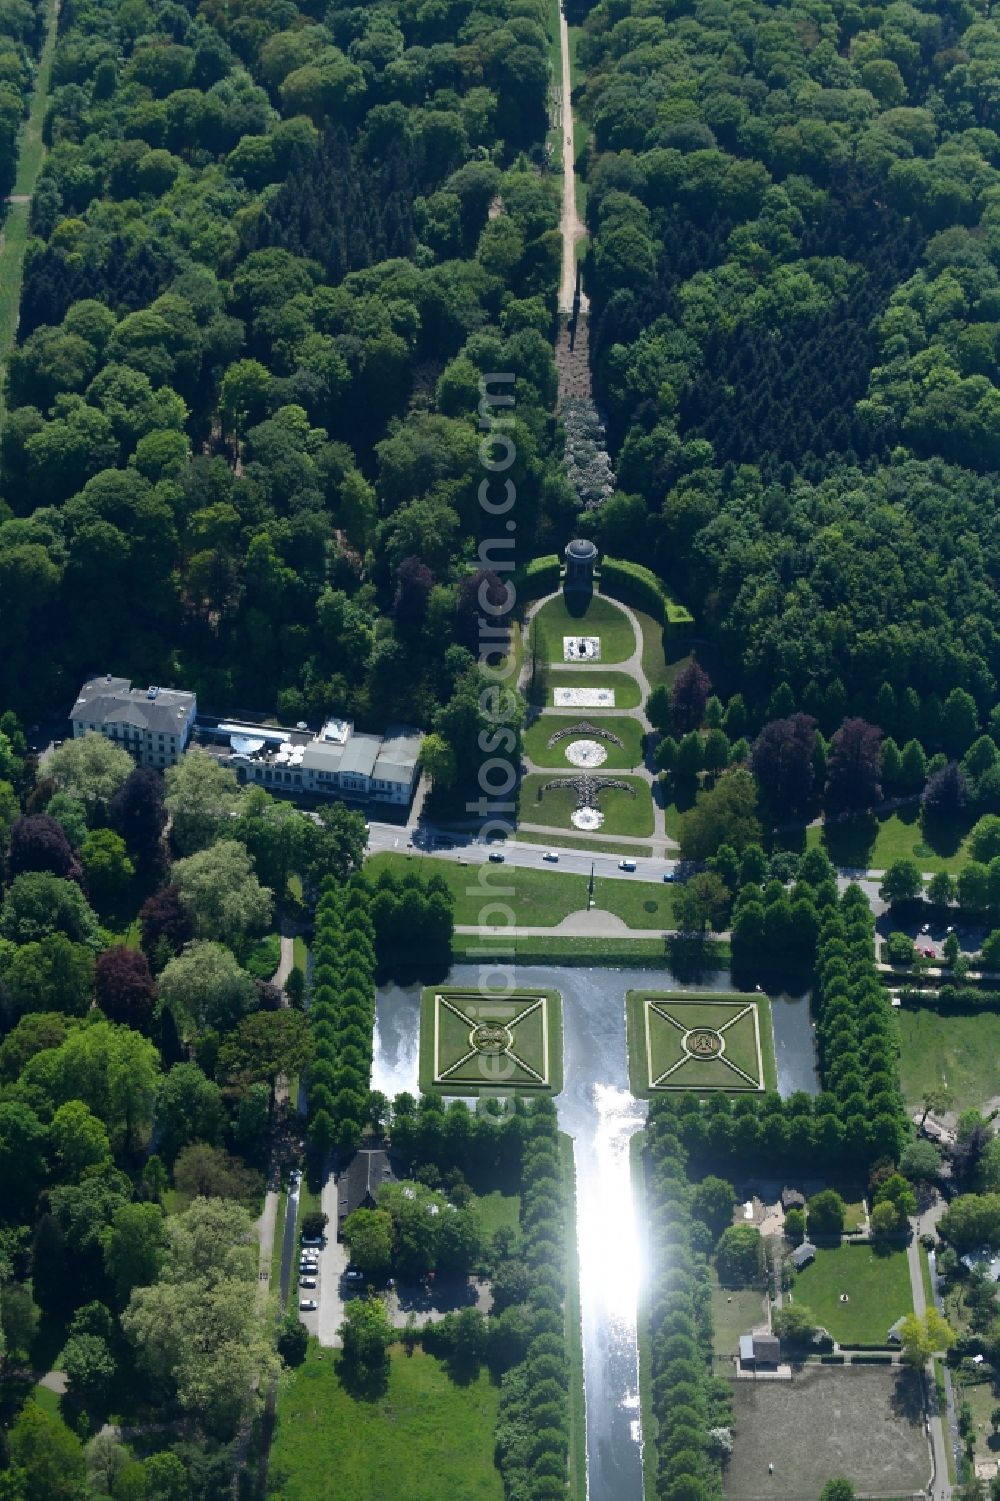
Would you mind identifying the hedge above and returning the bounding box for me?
[898,984,1000,1012]
[515,554,560,604]
[600,557,694,637]
[306,875,375,1158]
[495,1099,573,1500]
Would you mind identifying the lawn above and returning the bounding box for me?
[896,1006,1000,1113]
[533,592,635,665]
[520,772,654,837]
[531,668,642,709]
[269,1344,503,1501]
[473,1190,520,1245]
[627,991,774,1095]
[451,932,731,966]
[710,1269,766,1360]
[807,806,970,873]
[0,0,58,423]
[419,985,564,1095]
[523,713,647,770]
[791,1242,912,1345]
[364,851,675,927]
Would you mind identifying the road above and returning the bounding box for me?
[368,821,676,882]
[907,1212,953,1501]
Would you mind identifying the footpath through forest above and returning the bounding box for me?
[554,2,592,405]
[0,0,59,423]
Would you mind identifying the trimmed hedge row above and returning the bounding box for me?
[515,554,561,605]
[494,1097,572,1501]
[814,886,905,1165]
[644,1113,730,1501]
[600,557,694,636]
[306,875,376,1158]
[898,983,1000,1012]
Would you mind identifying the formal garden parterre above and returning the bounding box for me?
[419,986,564,1097]
[627,991,774,1096]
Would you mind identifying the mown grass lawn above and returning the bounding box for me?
[269,1344,503,1501]
[533,592,635,664]
[531,668,642,709]
[520,772,654,837]
[524,713,647,770]
[807,807,970,873]
[474,1190,520,1244]
[364,851,674,927]
[791,1243,912,1345]
[710,1270,765,1359]
[897,1006,1000,1112]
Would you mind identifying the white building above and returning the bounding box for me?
[221,717,422,807]
[70,676,197,768]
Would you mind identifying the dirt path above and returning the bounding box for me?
[0,0,60,424]
[558,2,586,315]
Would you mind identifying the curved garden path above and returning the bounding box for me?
[518,589,675,853]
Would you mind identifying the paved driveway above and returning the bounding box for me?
[316,1172,349,1347]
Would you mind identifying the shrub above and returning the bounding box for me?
[600,557,694,635]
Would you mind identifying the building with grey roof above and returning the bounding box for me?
[789,1241,816,1270]
[71,676,196,768]
[221,714,421,808]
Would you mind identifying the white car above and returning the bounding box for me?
[543,851,559,863]
[300,1260,318,1274]
[300,1276,317,1288]
[299,1298,318,1311]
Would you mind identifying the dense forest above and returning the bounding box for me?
[576,0,1000,720]
[0,0,571,796]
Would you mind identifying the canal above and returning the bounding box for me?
[371,964,818,1501]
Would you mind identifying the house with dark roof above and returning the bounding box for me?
[789,1241,817,1270]
[739,1332,781,1368]
[781,1187,806,1211]
[71,676,197,768]
[337,1149,395,1239]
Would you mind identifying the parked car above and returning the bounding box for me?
[300,1276,317,1288]
[543,851,559,862]
[300,1257,318,1271]
[619,859,636,872]
[488,851,505,863]
[299,1298,318,1311]
[663,870,675,882]
[344,1267,365,1284]
[301,1236,324,1247]
[922,947,935,959]
[920,923,931,934]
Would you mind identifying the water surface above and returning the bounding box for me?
[371,962,817,1501]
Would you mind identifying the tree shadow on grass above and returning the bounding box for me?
[917,809,968,861]
[821,814,878,869]
[667,935,725,982]
[336,1351,390,1402]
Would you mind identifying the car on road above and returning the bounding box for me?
[299,1298,318,1311]
[543,851,559,862]
[300,1276,317,1288]
[488,851,505,863]
[619,858,636,872]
